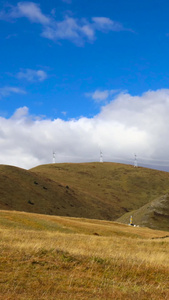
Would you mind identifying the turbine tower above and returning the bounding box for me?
[53,151,56,164]
[100,150,103,163]
[134,154,137,167]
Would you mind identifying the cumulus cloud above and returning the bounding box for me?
[1,89,169,171]
[0,86,26,98]
[0,2,128,45]
[17,69,47,82]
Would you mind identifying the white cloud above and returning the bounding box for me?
[42,17,84,42]
[17,69,47,82]
[81,24,95,41]
[86,89,118,102]
[0,2,128,45]
[92,17,124,32]
[0,2,50,24]
[1,89,169,171]
[41,16,125,45]
[61,111,67,116]
[11,106,29,120]
[93,90,110,101]
[0,86,26,97]
[16,2,50,24]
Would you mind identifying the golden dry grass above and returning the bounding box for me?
[0,210,169,299]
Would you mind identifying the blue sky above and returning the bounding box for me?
[1,0,169,119]
[1,0,169,170]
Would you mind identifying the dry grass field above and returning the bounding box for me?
[0,210,168,300]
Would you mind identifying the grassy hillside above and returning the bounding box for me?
[1,162,169,230]
[0,210,169,299]
[117,194,169,231]
[0,164,114,220]
[31,162,169,220]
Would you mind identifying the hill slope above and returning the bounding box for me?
[0,209,168,238]
[31,162,169,220]
[0,162,169,230]
[117,194,169,231]
[0,164,114,220]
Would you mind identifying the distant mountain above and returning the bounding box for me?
[0,162,169,231]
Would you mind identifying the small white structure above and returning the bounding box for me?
[100,150,103,163]
[53,151,56,163]
[134,154,138,167]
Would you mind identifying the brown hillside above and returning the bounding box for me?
[0,164,114,220]
[1,162,169,230]
[117,194,169,231]
[31,162,169,222]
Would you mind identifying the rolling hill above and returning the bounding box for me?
[0,162,169,230]
[117,194,169,231]
[0,164,113,220]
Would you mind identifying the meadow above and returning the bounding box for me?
[0,210,168,299]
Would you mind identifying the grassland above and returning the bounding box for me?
[31,162,169,218]
[0,210,169,299]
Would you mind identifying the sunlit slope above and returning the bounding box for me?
[117,194,169,231]
[31,162,169,220]
[0,210,168,299]
[0,209,168,239]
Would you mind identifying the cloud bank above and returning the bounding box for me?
[1,89,169,171]
[0,2,127,45]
